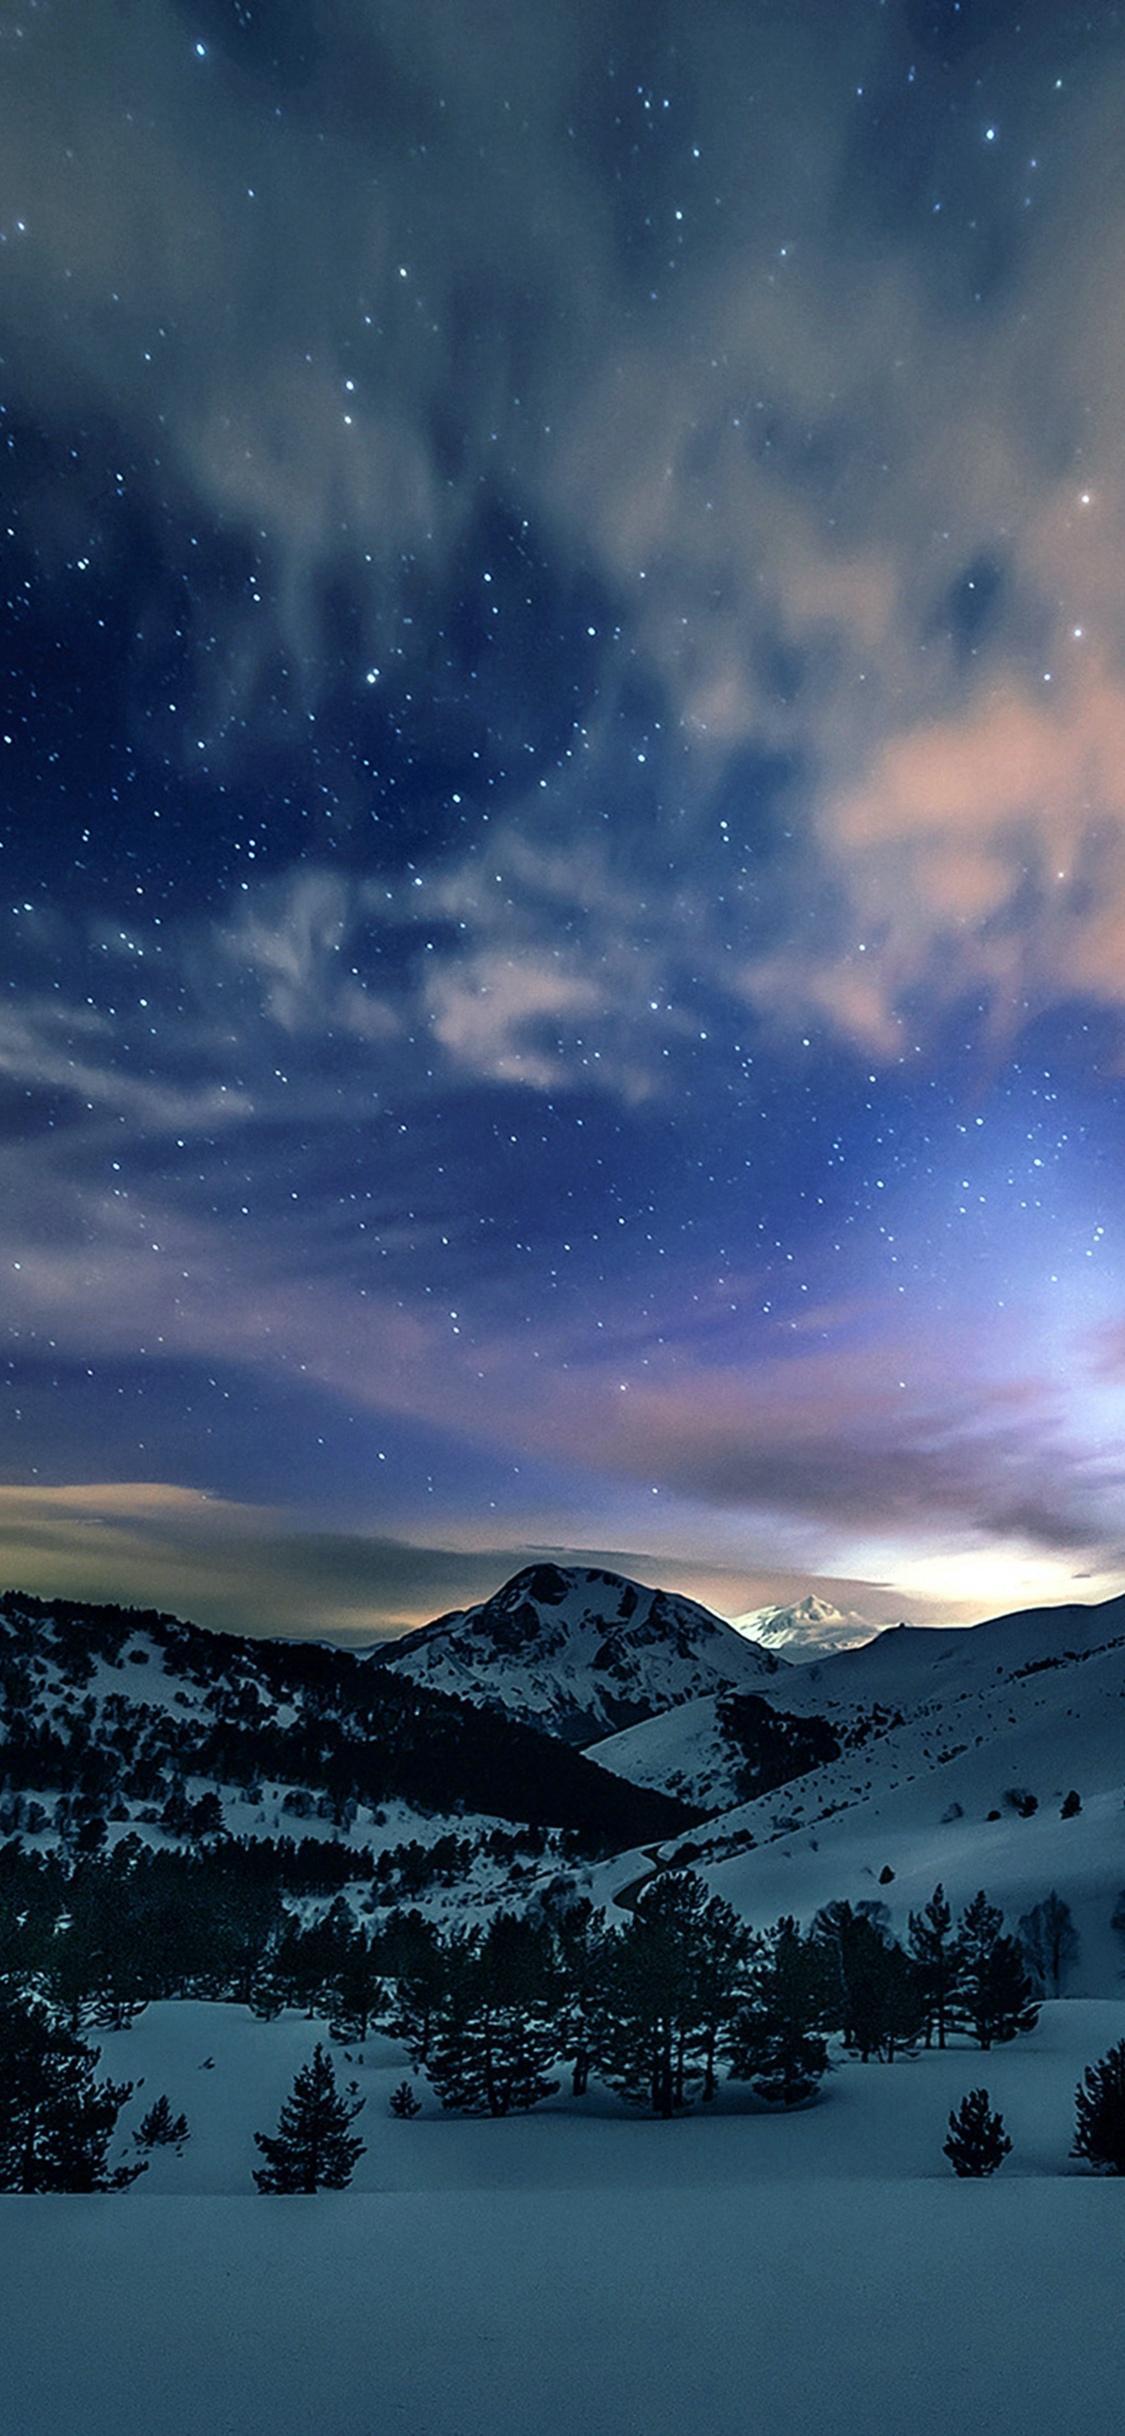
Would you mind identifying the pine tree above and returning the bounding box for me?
[593,1869,747,2116]
[693,1891,753,2102]
[134,2093,189,2151]
[378,1910,447,2067]
[813,1903,921,2061]
[907,1883,957,2048]
[328,1928,382,2046]
[810,1900,890,2052]
[0,1986,145,2192]
[253,2044,365,2191]
[425,1914,559,2118]
[1072,2038,1125,2174]
[388,2079,421,2119]
[727,1916,830,2106]
[956,1891,1038,2048]
[549,1896,606,2099]
[1018,1892,1079,1998]
[944,2088,1011,2177]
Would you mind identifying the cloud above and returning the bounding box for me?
[0,1477,987,1639]
[742,667,1125,1052]
[218,872,400,1044]
[7,3,1125,1078]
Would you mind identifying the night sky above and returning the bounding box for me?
[4,0,1125,1640]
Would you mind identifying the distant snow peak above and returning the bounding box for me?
[728,1593,886,1661]
[378,1562,785,1743]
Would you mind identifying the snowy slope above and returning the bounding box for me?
[59,1991,1125,2190]
[4,1999,1124,2436]
[591,1685,840,1815]
[0,1589,690,1862]
[7,2176,1123,2436]
[591,1694,745,1810]
[375,1562,786,1743]
[728,1593,887,1660]
[632,1593,1125,1985]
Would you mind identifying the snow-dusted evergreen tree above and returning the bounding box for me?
[955,1890,1038,2049]
[0,1986,145,2192]
[1018,1892,1079,1998]
[907,1883,958,2048]
[378,1910,447,2067]
[727,1916,830,2106]
[548,1895,606,2098]
[812,1902,922,2062]
[1072,2038,1125,2175]
[134,2093,189,2151]
[944,2088,1011,2178]
[593,1869,750,2116]
[425,1913,559,2118]
[327,1928,382,2045]
[388,2079,421,2119]
[253,2044,365,2191]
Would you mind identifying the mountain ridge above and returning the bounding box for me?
[372,1560,786,1744]
[727,1592,888,1660]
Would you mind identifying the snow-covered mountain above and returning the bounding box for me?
[375,1562,785,1744]
[728,1593,886,1660]
[624,1589,1125,1991]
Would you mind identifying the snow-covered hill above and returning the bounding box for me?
[728,1593,888,1661]
[626,1590,1125,1986]
[0,1589,691,1865]
[375,1562,785,1744]
[591,1688,841,1816]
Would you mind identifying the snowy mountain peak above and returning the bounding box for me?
[377,1564,786,1744]
[728,1593,888,1661]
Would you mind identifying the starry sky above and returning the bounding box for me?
[4,0,1125,1642]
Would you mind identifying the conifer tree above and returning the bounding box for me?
[727,1916,830,2106]
[1072,2038,1125,2174]
[388,2079,421,2119]
[809,1900,890,2051]
[956,1890,1038,2048]
[693,1890,753,2102]
[944,2088,1011,2177]
[907,1883,958,2048]
[328,1928,382,2045]
[593,1869,746,2116]
[378,1910,447,2067]
[548,1896,606,2098]
[253,2044,365,2191]
[813,1903,921,2061]
[1018,1892,1079,1998]
[0,1986,145,2192]
[134,2093,189,2151]
[425,1913,559,2118]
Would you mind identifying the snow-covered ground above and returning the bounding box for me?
[1,1998,1123,2436]
[83,1994,1125,2190]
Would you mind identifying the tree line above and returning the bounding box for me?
[4,1857,1125,2190]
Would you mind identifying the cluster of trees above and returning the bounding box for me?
[0,1592,694,1852]
[942,2039,1125,2180]
[711,1693,841,1807]
[0,1846,1055,2118]
[342,1872,1044,2120]
[6,1958,1125,2192]
[0,1829,590,2028]
[0,1983,193,2192]
[250,2027,1125,2190]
